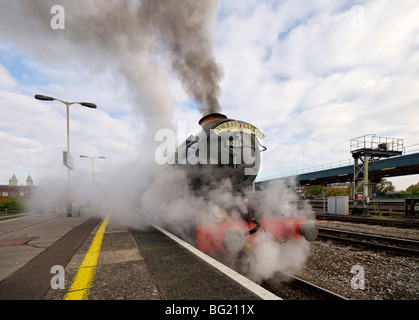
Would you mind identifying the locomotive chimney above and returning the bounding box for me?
[198,113,227,127]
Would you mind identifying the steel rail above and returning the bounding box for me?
[267,272,349,300]
[318,228,419,256]
[315,213,419,229]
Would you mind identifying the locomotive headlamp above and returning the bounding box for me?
[223,228,246,253]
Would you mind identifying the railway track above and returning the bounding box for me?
[263,272,349,300]
[318,227,419,256]
[315,213,419,229]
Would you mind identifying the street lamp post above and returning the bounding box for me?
[80,155,106,184]
[35,94,97,217]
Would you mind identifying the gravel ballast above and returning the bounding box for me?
[269,220,418,300]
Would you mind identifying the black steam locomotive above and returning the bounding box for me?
[171,113,317,254]
[172,113,264,191]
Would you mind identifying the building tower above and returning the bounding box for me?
[9,174,18,186]
[26,174,33,186]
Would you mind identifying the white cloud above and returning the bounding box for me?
[0,62,141,185]
[0,64,17,90]
[0,0,418,191]
[214,0,419,190]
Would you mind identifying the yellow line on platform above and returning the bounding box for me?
[0,215,31,224]
[63,216,109,300]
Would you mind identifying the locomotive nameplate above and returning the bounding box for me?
[212,121,265,139]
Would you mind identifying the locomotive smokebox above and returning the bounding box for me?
[198,113,227,127]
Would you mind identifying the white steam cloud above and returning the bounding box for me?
[3,0,313,283]
[140,168,314,283]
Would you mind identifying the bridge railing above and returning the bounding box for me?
[350,134,404,153]
[256,144,419,183]
[256,158,353,182]
[404,143,419,155]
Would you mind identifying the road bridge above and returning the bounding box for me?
[256,152,419,187]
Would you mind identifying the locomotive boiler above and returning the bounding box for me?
[171,113,318,255]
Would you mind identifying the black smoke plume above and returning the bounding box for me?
[0,0,223,123]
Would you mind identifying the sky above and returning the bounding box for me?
[1,0,419,190]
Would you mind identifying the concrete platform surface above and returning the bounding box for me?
[0,213,279,300]
[0,213,94,282]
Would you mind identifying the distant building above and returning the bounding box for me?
[9,174,18,186]
[0,174,35,198]
[26,174,33,186]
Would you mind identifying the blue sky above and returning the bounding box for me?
[1,0,419,190]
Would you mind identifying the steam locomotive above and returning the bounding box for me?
[172,113,318,255]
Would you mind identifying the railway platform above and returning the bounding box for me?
[0,211,279,300]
